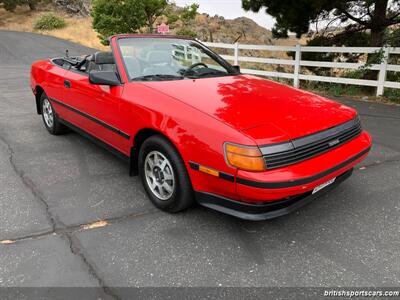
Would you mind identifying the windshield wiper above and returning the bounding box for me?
[186,70,230,79]
[131,74,184,81]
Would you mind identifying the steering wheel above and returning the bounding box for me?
[188,62,208,71]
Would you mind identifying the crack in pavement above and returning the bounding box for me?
[0,134,57,232]
[1,208,159,244]
[65,233,122,300]
[0,134,158,299]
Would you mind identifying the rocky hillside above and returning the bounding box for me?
[54,0,90,15]
[189,14,273,44]
[53,0,273,45]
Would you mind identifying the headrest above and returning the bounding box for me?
[146,50,171,64]
[94,52,114,64]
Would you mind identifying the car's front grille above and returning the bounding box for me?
[261,117,362,169]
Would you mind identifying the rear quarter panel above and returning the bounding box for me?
[31,60,66,113]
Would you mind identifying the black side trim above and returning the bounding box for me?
[189,161,234,182]
[196,168,353,221]
[50,98,130,140]
[189,162,200,170]
[58,118,129,162]
[237,146,370,189]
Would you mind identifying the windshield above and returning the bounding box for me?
[117,37,239,81]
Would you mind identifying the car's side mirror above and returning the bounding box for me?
[89,70,120,86]
[232,65,240,73]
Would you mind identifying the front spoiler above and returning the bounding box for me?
[195,168,353,221]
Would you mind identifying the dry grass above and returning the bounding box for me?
[45,17,108,50]
[0,5,107,50]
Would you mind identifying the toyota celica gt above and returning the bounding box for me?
[30,34,372,220]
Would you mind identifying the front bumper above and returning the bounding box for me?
[236,133,371,201]
[196,168,353,221]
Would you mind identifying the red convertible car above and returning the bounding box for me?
[30,34,372,220]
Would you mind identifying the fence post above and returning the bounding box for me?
[234,42,239,65]
[293,44,301,88]
[376,46,390,96]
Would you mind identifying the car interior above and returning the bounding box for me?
[51,48,175,79]
[51,42,230,81]
[51,51,117,74]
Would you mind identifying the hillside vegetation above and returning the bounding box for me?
[0,2,303,76]
[0,3,301,49]
[0,4,108,49]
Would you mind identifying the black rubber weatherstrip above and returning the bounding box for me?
[236,146,371,189]
[49,97,130,140]
[189,161,235,182]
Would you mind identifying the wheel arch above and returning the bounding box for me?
[34,85,45,114]
[129,127,185,177]
[130,128,166,176]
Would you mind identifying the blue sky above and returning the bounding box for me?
[174,0,276,29]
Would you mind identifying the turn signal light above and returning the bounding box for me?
[224,143,265,172]
[198,165,219,177]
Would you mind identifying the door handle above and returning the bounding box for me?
[64,80,71,88]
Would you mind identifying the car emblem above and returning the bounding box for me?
[328,139,340,147]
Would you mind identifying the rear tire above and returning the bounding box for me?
[139,135,194,213]
[40,93,67,135]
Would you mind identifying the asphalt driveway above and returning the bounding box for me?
[0,31,399,298]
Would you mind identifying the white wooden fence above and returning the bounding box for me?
[202,42,400,96]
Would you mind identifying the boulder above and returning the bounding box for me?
[53,0,91,16]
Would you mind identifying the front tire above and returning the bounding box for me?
[139,135,194,213]
[40,93,67,135]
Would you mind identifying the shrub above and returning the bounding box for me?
[384,89,400,104]
[176,28,197,38]
[34,13,66,30]
[91,0,146,45]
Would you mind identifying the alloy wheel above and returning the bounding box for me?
[144,150,175,200]
[42,98,54,128]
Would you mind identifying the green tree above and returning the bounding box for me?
[143,0,169,33]
[1,0,40,11]
[91,0,147,44]
[180,3,199,25]
[242,0,400,47]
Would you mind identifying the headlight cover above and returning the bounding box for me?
[224,143,266,172]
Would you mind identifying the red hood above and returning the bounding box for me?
[142,75,357,144]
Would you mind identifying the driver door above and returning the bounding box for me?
[60,63,130,156]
